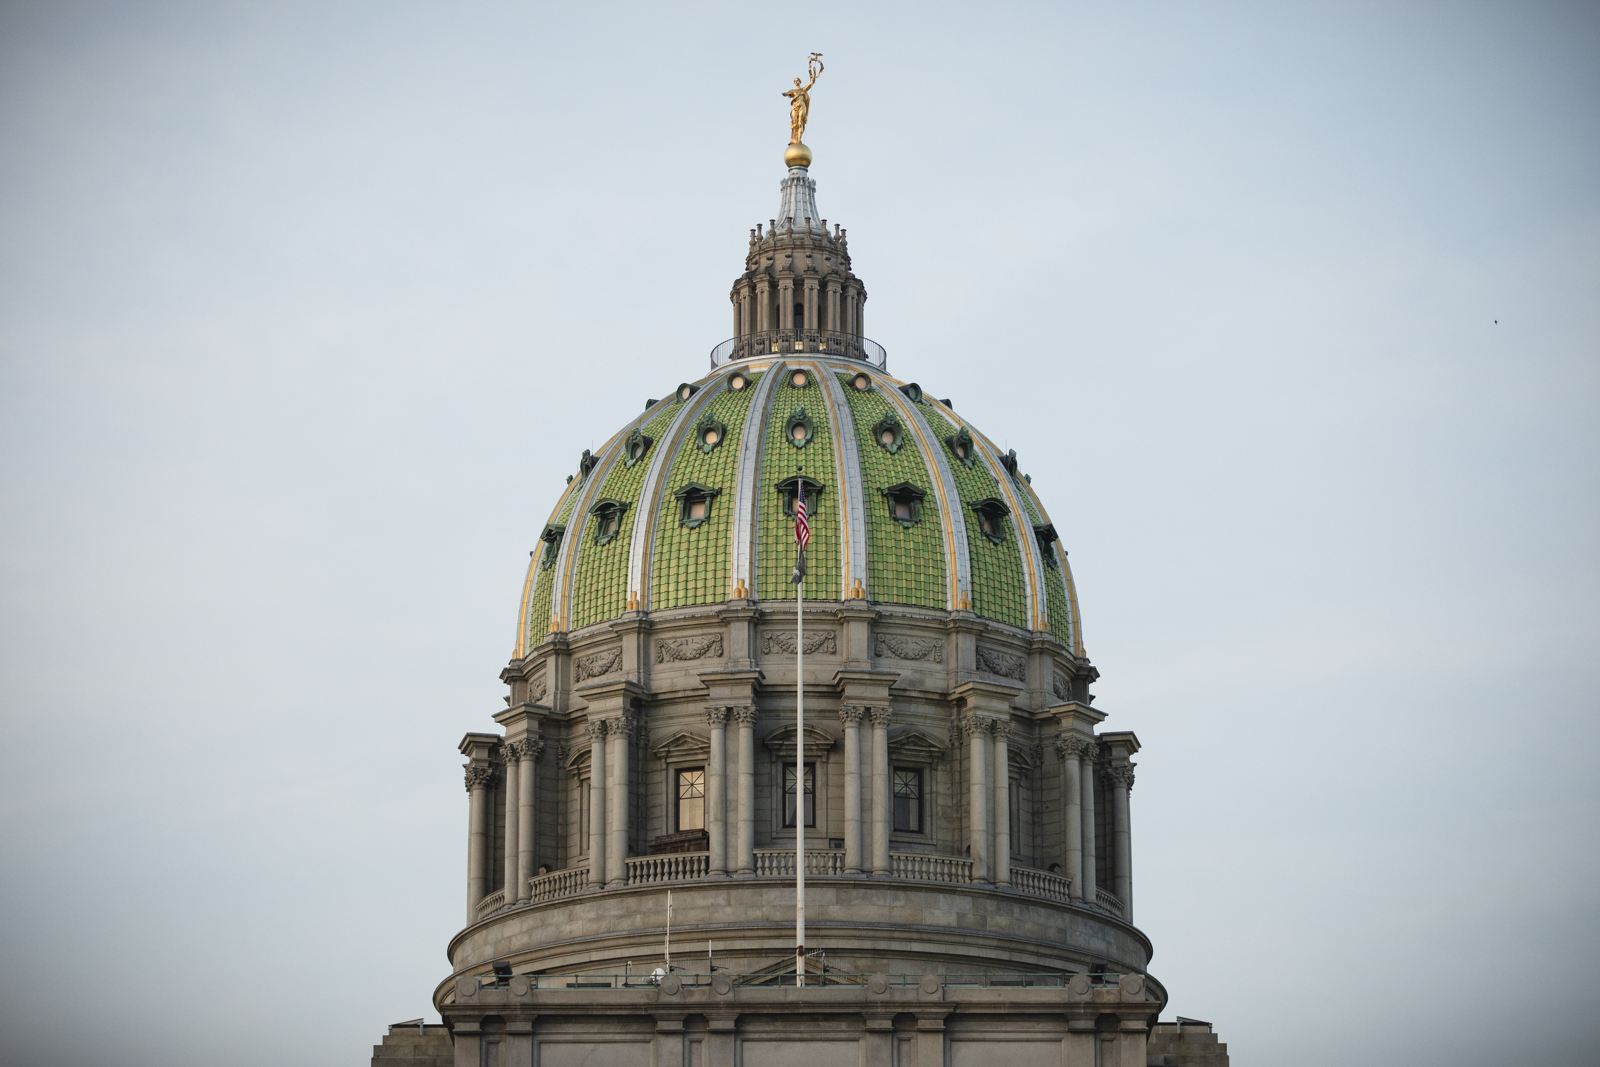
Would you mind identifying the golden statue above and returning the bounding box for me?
[782,53,824,147]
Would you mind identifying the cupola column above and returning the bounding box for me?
[869,705,892,875]
[706,707,729,877]
[963,715,992,884]
[839,706,864,873]
[804,279,819,333]
[825,279,841,335]
[464,763,493,924]
[778,277,794,338]
[586,719,607,887]
[1056,736,1087,902]
[755,276,772,339]
[502,751,519,905]
[606,716,634,887]
[1078,744,1097,907]
[733,706,758,874]
[992,720,1012,888]
[516,739,541,903]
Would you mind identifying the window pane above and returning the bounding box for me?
[783,763,816,828]
[678,768,706,831]
[893,768,922,833]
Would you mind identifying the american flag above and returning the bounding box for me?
[794,492,810,552]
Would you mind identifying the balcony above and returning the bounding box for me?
[710,331,887,369]
[479,850,1124,923]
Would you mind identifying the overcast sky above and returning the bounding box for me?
[1,3,1595,1065]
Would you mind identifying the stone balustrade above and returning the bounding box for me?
[474,888,505,918]
[753,848,848,877]
[1096,887,1125,916]
[529,866,589,903]
[626,852,711,884]
[1011,865,1073,902]
[890,852,974,884]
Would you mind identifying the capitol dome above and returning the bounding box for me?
[424,134,1170,1067]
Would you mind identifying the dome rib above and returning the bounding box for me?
[812,361,869,600]
[728,363,786,599]
[629,379,723,609]
[965,422,1045,632]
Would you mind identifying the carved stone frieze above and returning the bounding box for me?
[529,674,549,704]
[762,630,837,655]
[656,633,725,663]
[1052,671,1070,700]
[573,646,623,682]
[875,632,942,663]
[976,646,1027,682]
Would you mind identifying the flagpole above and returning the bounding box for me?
[795,524,805,989]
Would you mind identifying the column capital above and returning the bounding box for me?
[991,719,1014,741]
[1102,762,1136,791]
[585,718,608,742]
[505,738,543,762]
[705,706,730,727]
[960,712,999,737]
[463,764,494,793]
[731,705,759,727]
[838,705,865,726]
[868,705,892,729]
[1056,735,1098,761]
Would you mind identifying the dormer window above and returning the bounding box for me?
[623,427,654,468]
[776,476,824,519]
[538,523,566,566]
[577,449,599,480]
[785,407,814,448]
[675,382,699,402]
[850,372,872,392]
[790,369,810,389]
[696,415,728,454]
[673,482,722,529]
[944,426,977,468]
[970,498,1010,545]
[871,414,905,454]
[1033,523,1060,567]
[899,382,923,403]
[590,499,630,546]
[881,482,927,527]
[999,449,1020,477]
[729,372,749,392]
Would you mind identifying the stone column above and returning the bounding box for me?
[606,716,633,888]
[517,739,541,902]
[869,705,892,875]
[502,750,519,905]
[1106,763,1135,919]
[706,707,729,877]
[464,764,493,924]
[992,720,1012,888]
[1079,743,1097,907]
[587,719,607,887]
[1056,736,1085,902]
[840,706,864,873]
[733,706,757,874]
[755,276,771,340]
[778,278,794,336]
[964,715,991,884]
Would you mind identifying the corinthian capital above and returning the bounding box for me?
[705,706,730,728]
[1103,763,1136,791]
[991,719,1014,742]
[585,719,608,742]
[463,764,494,792]
[868,706,892,729]
[508,738,544,763]
[1056,735,1097,761]
[838,705,864,727]
[959,713,988,738]
[731,705,759,727]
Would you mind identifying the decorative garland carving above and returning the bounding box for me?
[656,634,724,663]
[762,630,836,655]
[976,646,1026,681]
[875,633,942,663]
[573,646,623,682]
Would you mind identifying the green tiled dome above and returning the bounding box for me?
[516,358,1083,658]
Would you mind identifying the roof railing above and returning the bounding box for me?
[710,331,887,370]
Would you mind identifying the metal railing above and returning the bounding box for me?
[461,970,1130,993]
[710,331,887,369]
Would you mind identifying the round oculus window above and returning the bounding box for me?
[729,374,747,391]
[880,429,896,447]
[702,428,720,446]
[852,374,871,391]
[791,370,808,388]
[678,385,693,401]
[791,424,807,442]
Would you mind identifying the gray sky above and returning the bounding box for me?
[1,3,1595,1064]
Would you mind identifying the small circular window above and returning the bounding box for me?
[880,428,896,447]
[729,373,748,391]
[852,373,871,391]
[792,423,808,443]
[703,427,720,447]
[678,384,695,401]
[630,440,646,461]
[953,440,968,459]
[791,370,809,389]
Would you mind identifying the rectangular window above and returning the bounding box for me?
[782,763,815,828]
[677,767,706,832]
[893,767,923,833]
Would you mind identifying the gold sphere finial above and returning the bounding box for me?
[785,142,813,168]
